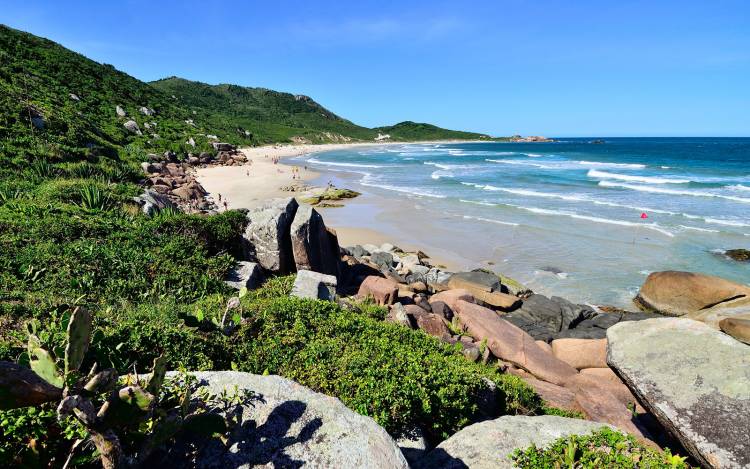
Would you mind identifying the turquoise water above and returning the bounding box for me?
[296,138,750,306]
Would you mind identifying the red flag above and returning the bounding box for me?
[640,213,648,219]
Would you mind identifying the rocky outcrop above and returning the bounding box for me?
[291,270,337,301]
[509,135,553,142]
[635,270,750,317]
[504,294,654,341]
[454,300,578,385]
[225,261,263,291]
[607,318,750,468]
[725,249,750,262]
[415,415,611,469]
[243,198,299,274]
[157,371,408,469]
[290,205,340,278]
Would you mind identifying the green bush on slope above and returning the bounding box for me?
[511,427,693,468]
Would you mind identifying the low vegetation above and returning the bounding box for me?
[511,427,693,468]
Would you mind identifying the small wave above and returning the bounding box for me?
[525,153,543,157]
[587,169,689,184]
[578,160,646,169]
[431,170,455,180]
[424,161,476,170]
[360,177,445,198]
[661,166,672,169]
[599,181,750,203]
[485,159,555,169]
[728,184,750,192]
[307,157,382,169]
[703,218,750,227]
[462,215,519,227]
[679,225,720,233]
[512,206,675,237]
[459,199,498,207]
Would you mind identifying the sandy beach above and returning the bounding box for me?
[195,142,467,269]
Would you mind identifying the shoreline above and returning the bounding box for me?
[195,141,480,270]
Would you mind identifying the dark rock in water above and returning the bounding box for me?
[540,266,564,275]
[725,248,750,262]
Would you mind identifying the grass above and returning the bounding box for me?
[511,427,693,468]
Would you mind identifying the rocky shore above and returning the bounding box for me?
[215,192,749,468]
[128,145,750,468]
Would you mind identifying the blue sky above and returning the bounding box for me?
[3,0,749,136]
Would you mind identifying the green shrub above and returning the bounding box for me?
[511,427,693,468]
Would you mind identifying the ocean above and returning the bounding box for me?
[296,138,750,307]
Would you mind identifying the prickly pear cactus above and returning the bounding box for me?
[27,334,63,388]
[146,354,167,395]
[64,307,92,376]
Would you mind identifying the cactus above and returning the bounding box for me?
[27,334,63,387]
[2,306,232,468]
[146,354,167,395]
[64,306,92,376]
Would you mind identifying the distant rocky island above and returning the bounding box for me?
[509,135,554,142]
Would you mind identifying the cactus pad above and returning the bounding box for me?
[64,307,92,376]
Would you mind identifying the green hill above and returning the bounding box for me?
[150,77,496,144]
[150,77,377,144]
[375,121,493,141]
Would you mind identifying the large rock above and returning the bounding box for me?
[132,190,177,216]
[635,271,750,317]
[291,270,337,301]
[415,415,612,469]
[225,261,263,291]
[290,205,340,278]
[719,317,750,344]
[405,305,450,339]
[123,119,141,135]
[0,361,62,409]
[551,338,607,369]
[357,276,398,306]
[156,371,407,469]
[428,289,474,316]
[454,300,578,385]
[608,318,750,468]
[243,198,299,274]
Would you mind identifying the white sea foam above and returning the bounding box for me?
[728,184,750,192]
[679,225,720,233]
[525,153,543,157]
[462,215,519,226]
[587,169,689,184]
[307,157,382,169]
[577,161,646,169]
[512,206,675,237]
[359,174,445,198]
[459,199,498,207]
[598,181,750,203]
[703,218,750,227]
[485,159,555,169]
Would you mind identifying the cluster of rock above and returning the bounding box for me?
[135,143,247,214]
[161,192,750,467]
